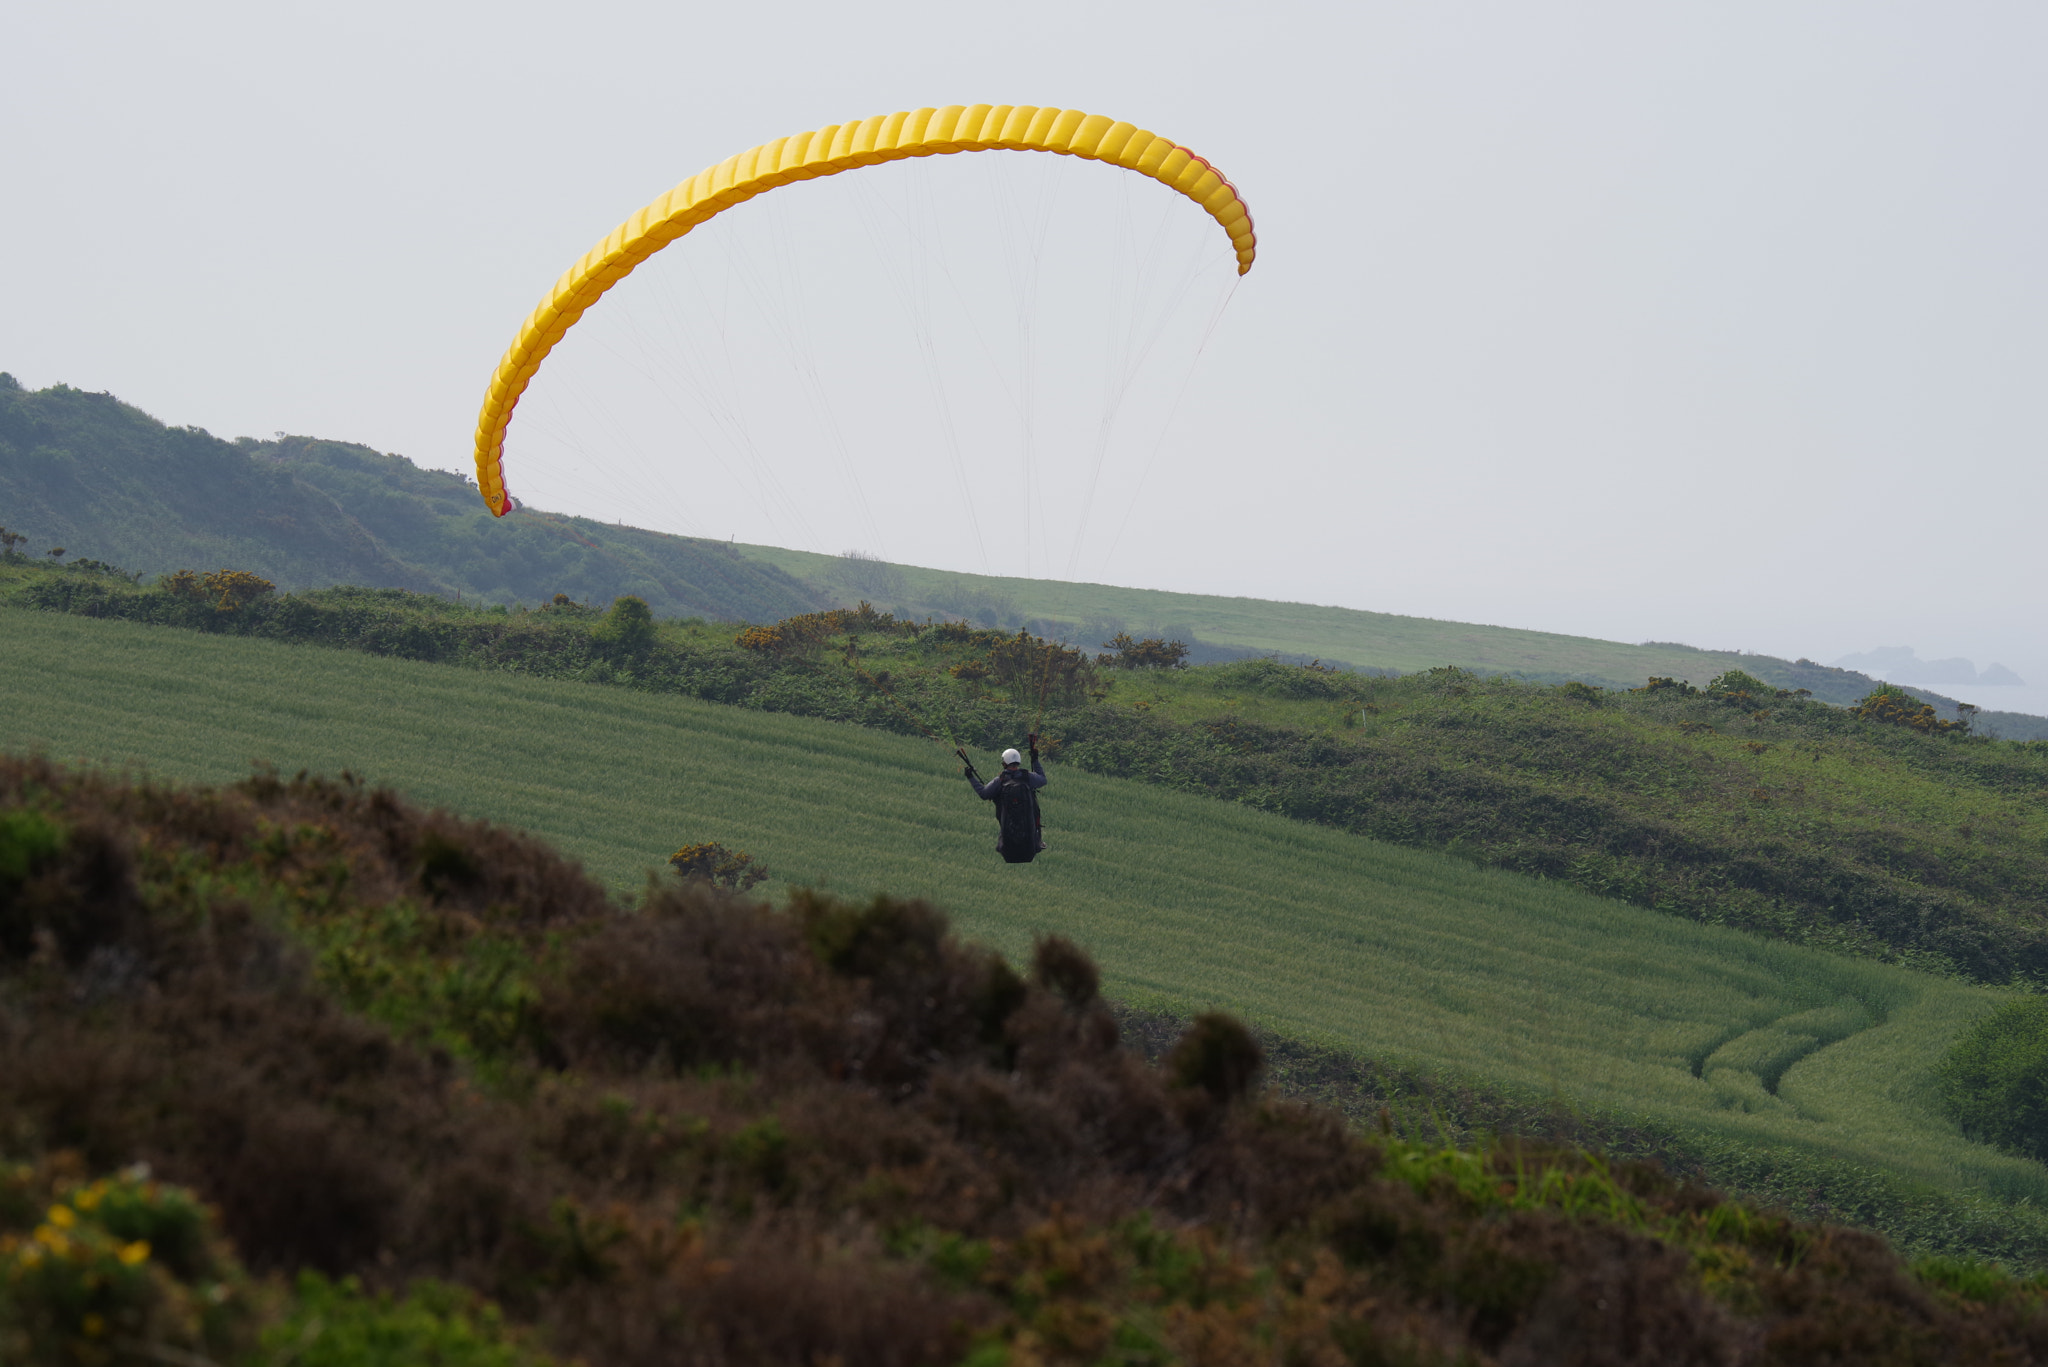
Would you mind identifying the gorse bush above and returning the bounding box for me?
[982,630,1093,707]
[0,1156,256,1366]
[161,567,277,611]
[12,755,2048,1362]
[1942,997,2048,1163]
[736,601,914,657]
[0,1140,556,1363]
[1855,683,1972,734]
[1097,632,1188,670]
[667,840,769,891]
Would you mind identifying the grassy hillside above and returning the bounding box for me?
[18,558,2046,989]
[0,374,826,621]
[10,603,2048,1268]
[11,368,2042,737]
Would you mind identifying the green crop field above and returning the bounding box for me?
[8,604,2044,1255]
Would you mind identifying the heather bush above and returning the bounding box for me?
[1165,1012,1264,1105]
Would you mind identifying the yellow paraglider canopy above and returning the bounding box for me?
[471,104,1256,517]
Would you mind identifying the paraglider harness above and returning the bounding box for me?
[961,740,1046,865]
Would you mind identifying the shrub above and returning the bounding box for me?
[1705,669,1777,705]
[0,1157,256,1366]
[1029,935,1100,1009]
[1940,997,2048,1161]
[1854,684,1970,734]
[984,631,1093,706]
[1166,1013,1264,1105]
[1098,633,1189,670]
[0,809,65,892]
[0,811,140,966]
[161,568,276,611]
[592,595,656,657]
[1210,658,1349,699]
[668,841,769,892]
[541,593,592,616]
[264,1272,557,1367]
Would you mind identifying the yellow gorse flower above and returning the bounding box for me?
[118,1240,151,1266]
[45,1204,76,1229]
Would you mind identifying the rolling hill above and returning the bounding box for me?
[8,370,2042,738]
[8,602,2045,1268]
[0,374,825,622]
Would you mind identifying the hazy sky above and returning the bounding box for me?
[7,2,2043,693]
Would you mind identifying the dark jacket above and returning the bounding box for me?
[968,755,1047,863]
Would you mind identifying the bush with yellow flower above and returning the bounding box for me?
[0,1156,252,1365]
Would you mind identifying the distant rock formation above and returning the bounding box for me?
[1829,647,2024,687]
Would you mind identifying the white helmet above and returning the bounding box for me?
[1001,748,1023,766]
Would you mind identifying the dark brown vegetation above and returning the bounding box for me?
[7,758,2048,1363]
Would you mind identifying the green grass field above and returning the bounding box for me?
[8,604,2044,1249]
